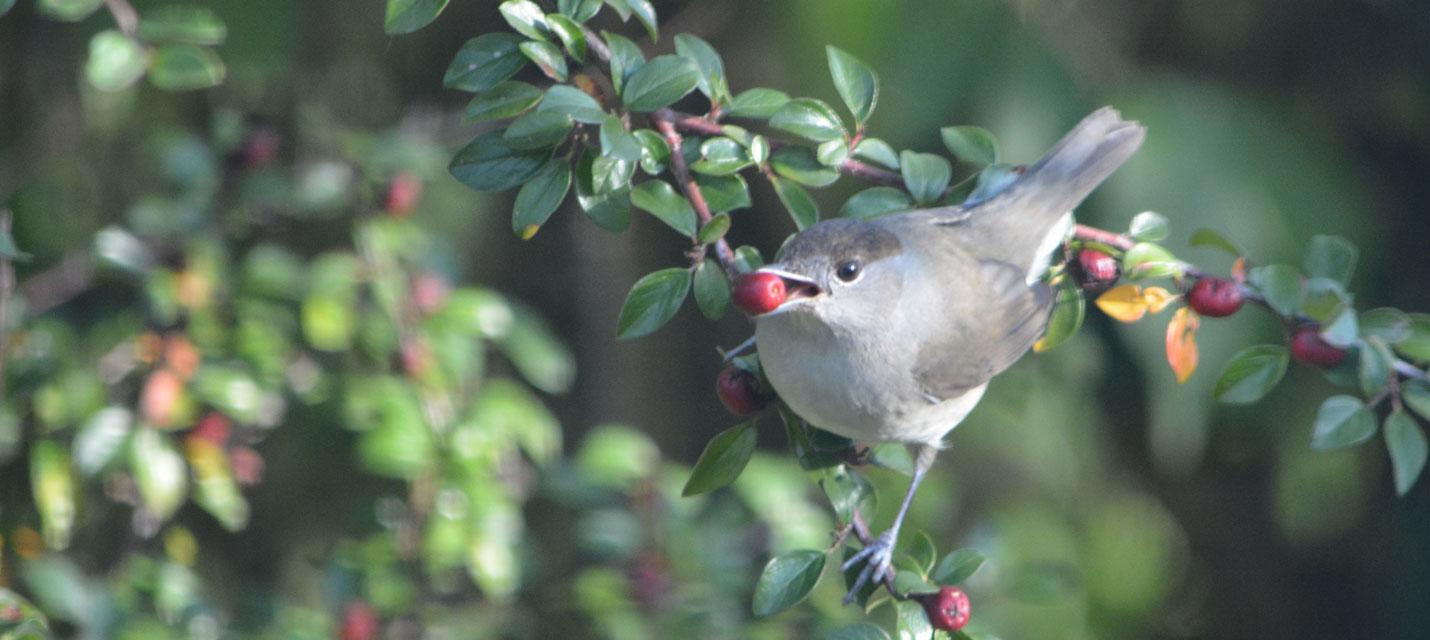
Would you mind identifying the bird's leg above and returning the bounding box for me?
[842,443,938,604]
[720,335,757,361]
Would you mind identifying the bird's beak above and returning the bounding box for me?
[756,265,823,315]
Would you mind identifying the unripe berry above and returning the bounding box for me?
[1289,326,1347,368]
[716,365,766,416]
[920,586,971,632]
[731,272,786,315]
[384,172,422,216]
[1186,277,1244,317]
[1073,249,1120,293]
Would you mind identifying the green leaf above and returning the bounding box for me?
[1360,307,1412,344]
[599,115,643,162]
[682,423,757,496]
[734,245,764,273]
[750,135,771,165]
[1304,234,1357,284]
[820,465,875,523]
[601,31,645,96]
[131,427,187,522]
[1405,380,1430,422]
[896,599,934,640]
[620,55,700,112]
[1189,227,1242,256]
[1213,344,1289,404]
[693,258,730,320]
[498,0,550,41]
[1311,395,1377,450]
[728,88,791,119]
[575,154,631,231]
[544,14,588,61]
[932,548,985,585]
[627,0,658,41]
[444,33,527,92]
[770,98,847,142]
[769,147,840,187]
[511,159,572,238]
[826,46,878,124]
[464,81,543,122]
[558,0,602,21]
[696,174,752,213]
[1246,264,1303,317]
[698,213,732,245]
[449,130,549,192]
[869,442,915,475]
[497,307,576,394]
[148,44,225,91]
[29,440,75,550]
[964,162,1021,204]
[520,40,568,81]
[893,569,937,597]
[73,407,132,476]
[1384,410,1427,495]
[692,137,752,175]
[634,129,671,174]
[940,126,997,166]
[1395,313,1430,363]
[384,0,449,34]
[37,0,101,21]
[85,31,147,93]
[817,139,850,167]
[138,6,226,45]
[1,0,19,17]
[824,623,893,640]
[1358,337,1393,396]
[1121,242,1184,280]
[853,138,899,169]
[840,186,913,219]
[908,531,937,576]
[771,176,819,230]
[503,111,574,150]
[631,180,697,236]
[676,34,730,102]
[1128,211,1170,242]
[900,150,951,205]
[1035,279,1085,352]
[616,268,690,339]
[752,550,826,616]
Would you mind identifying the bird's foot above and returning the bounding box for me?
[841,530,896,604]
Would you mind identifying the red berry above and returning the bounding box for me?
[191,412,232,446]
[921,586,971,632]
[1186,277,1244,317]
[731,272,786,315]
[716,366,766,416]
[242,127,280,170]
[1074,249,1120,292]
[1289,326,1347,368]
[340,601,380,640]
[230,446,266,486]
[384,173,422,216]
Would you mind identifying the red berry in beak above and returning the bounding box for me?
[1289,326,1347,367]
[716,365,766,416]
[920,586,971,632]
[1186,277,1244,317]
[732,272,787,315]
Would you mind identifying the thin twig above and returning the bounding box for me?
[0,212,14,402]
[101,0,140,37]
[650,109,737,273]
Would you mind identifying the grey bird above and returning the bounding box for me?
[750,107,1146,600]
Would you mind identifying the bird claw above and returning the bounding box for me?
[841,530,896,604]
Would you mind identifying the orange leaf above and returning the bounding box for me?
[1095,284,1149,323]
[1231,256,1248,283]
[1142,286,1178,314]
[1165,307,1200,383]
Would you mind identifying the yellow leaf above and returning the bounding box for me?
[520,224,540,240]
[1095,284,1149,323]
[1143,286,1178,314]
[1165,306,1200,383]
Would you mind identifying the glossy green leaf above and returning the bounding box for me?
[752,550,826,616]
[631,180,697,236]
[627,0,658,41]
[1246,264,1303,317]
[1121,242,1184,280]
[894,569,938,597]
[676,33,730,102]
[1406,380,1430,422]
[693,258,730,320]
[620,55,700,112]
[575,156,632,232]
[504,110,574,149]
[591,155,635,194]
[37,0,101,21]
[826,46,878,124]
[558,0,602,21]
[1360,307,1412,344]
[601,31,645,96]
[1035,279,1085,352]
[1311,395,1377,450]
[869,442,915,475]
[131,427,188,522]
[616,268,690,339]
[734,245,764,273]
[692,137,752,175]
[896,599,934,640]
[73,407,133,476]
[933,548,985,585]
[512,159,572,238]
[1304,234,1357,284]
[1358,337,1394,396]
[544,13,587,60]
[1128,211,1170,242]
[769,147,840,187]
[820,465,875,523]
[840,186,913,219]
[1395,313,1430,363]
[148,44,225,91]
[824,623,893,640]
[1384,410,1427,495]
[900,150,951,205]
[771,176,819,230]
[817,139,850,167]
[728,88,791,119]
[599,115,643,162]
[964,162,1021,204]
[520,40,567,81]
[1213,344,1289,404]
[138,5,227,45]
[1189,227,1242,256]
[750,135,771,165]
[384,0,449,34]
[634,129,670,174]
[449,130,549,192]
[696,174,752,213]
[463,81,543,122]
[940,125,997,166]
[698,213,732,245]
[770,98,847,142]
[498,0,550,41]
[85,31,147,92]
[683,423,757,496]
[444,33,527,92]
[852,140,898,171]
[908,531,937,576]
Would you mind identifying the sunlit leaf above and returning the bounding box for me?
[770,98,847,143]
[1165,307,1199,383]
[752,550,826,616]
[826,46,878,124]
[85,31,147,92]
[1128,211,1170,242]
[1095,284,1151,323]
[616,268,690,339]
[940,126,997,166]
[683,423,757,496]
[520,40,567,81]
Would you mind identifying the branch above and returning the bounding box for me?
[102,0,139,37]
[0,212,14,402]
[649,109,737,273]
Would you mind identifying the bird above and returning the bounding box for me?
[748,107,1146,601]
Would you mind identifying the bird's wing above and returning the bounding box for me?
[911,258,1053,401]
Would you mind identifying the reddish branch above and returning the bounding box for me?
[649,109,737,272]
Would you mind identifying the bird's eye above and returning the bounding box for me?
[836,260,862,282]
